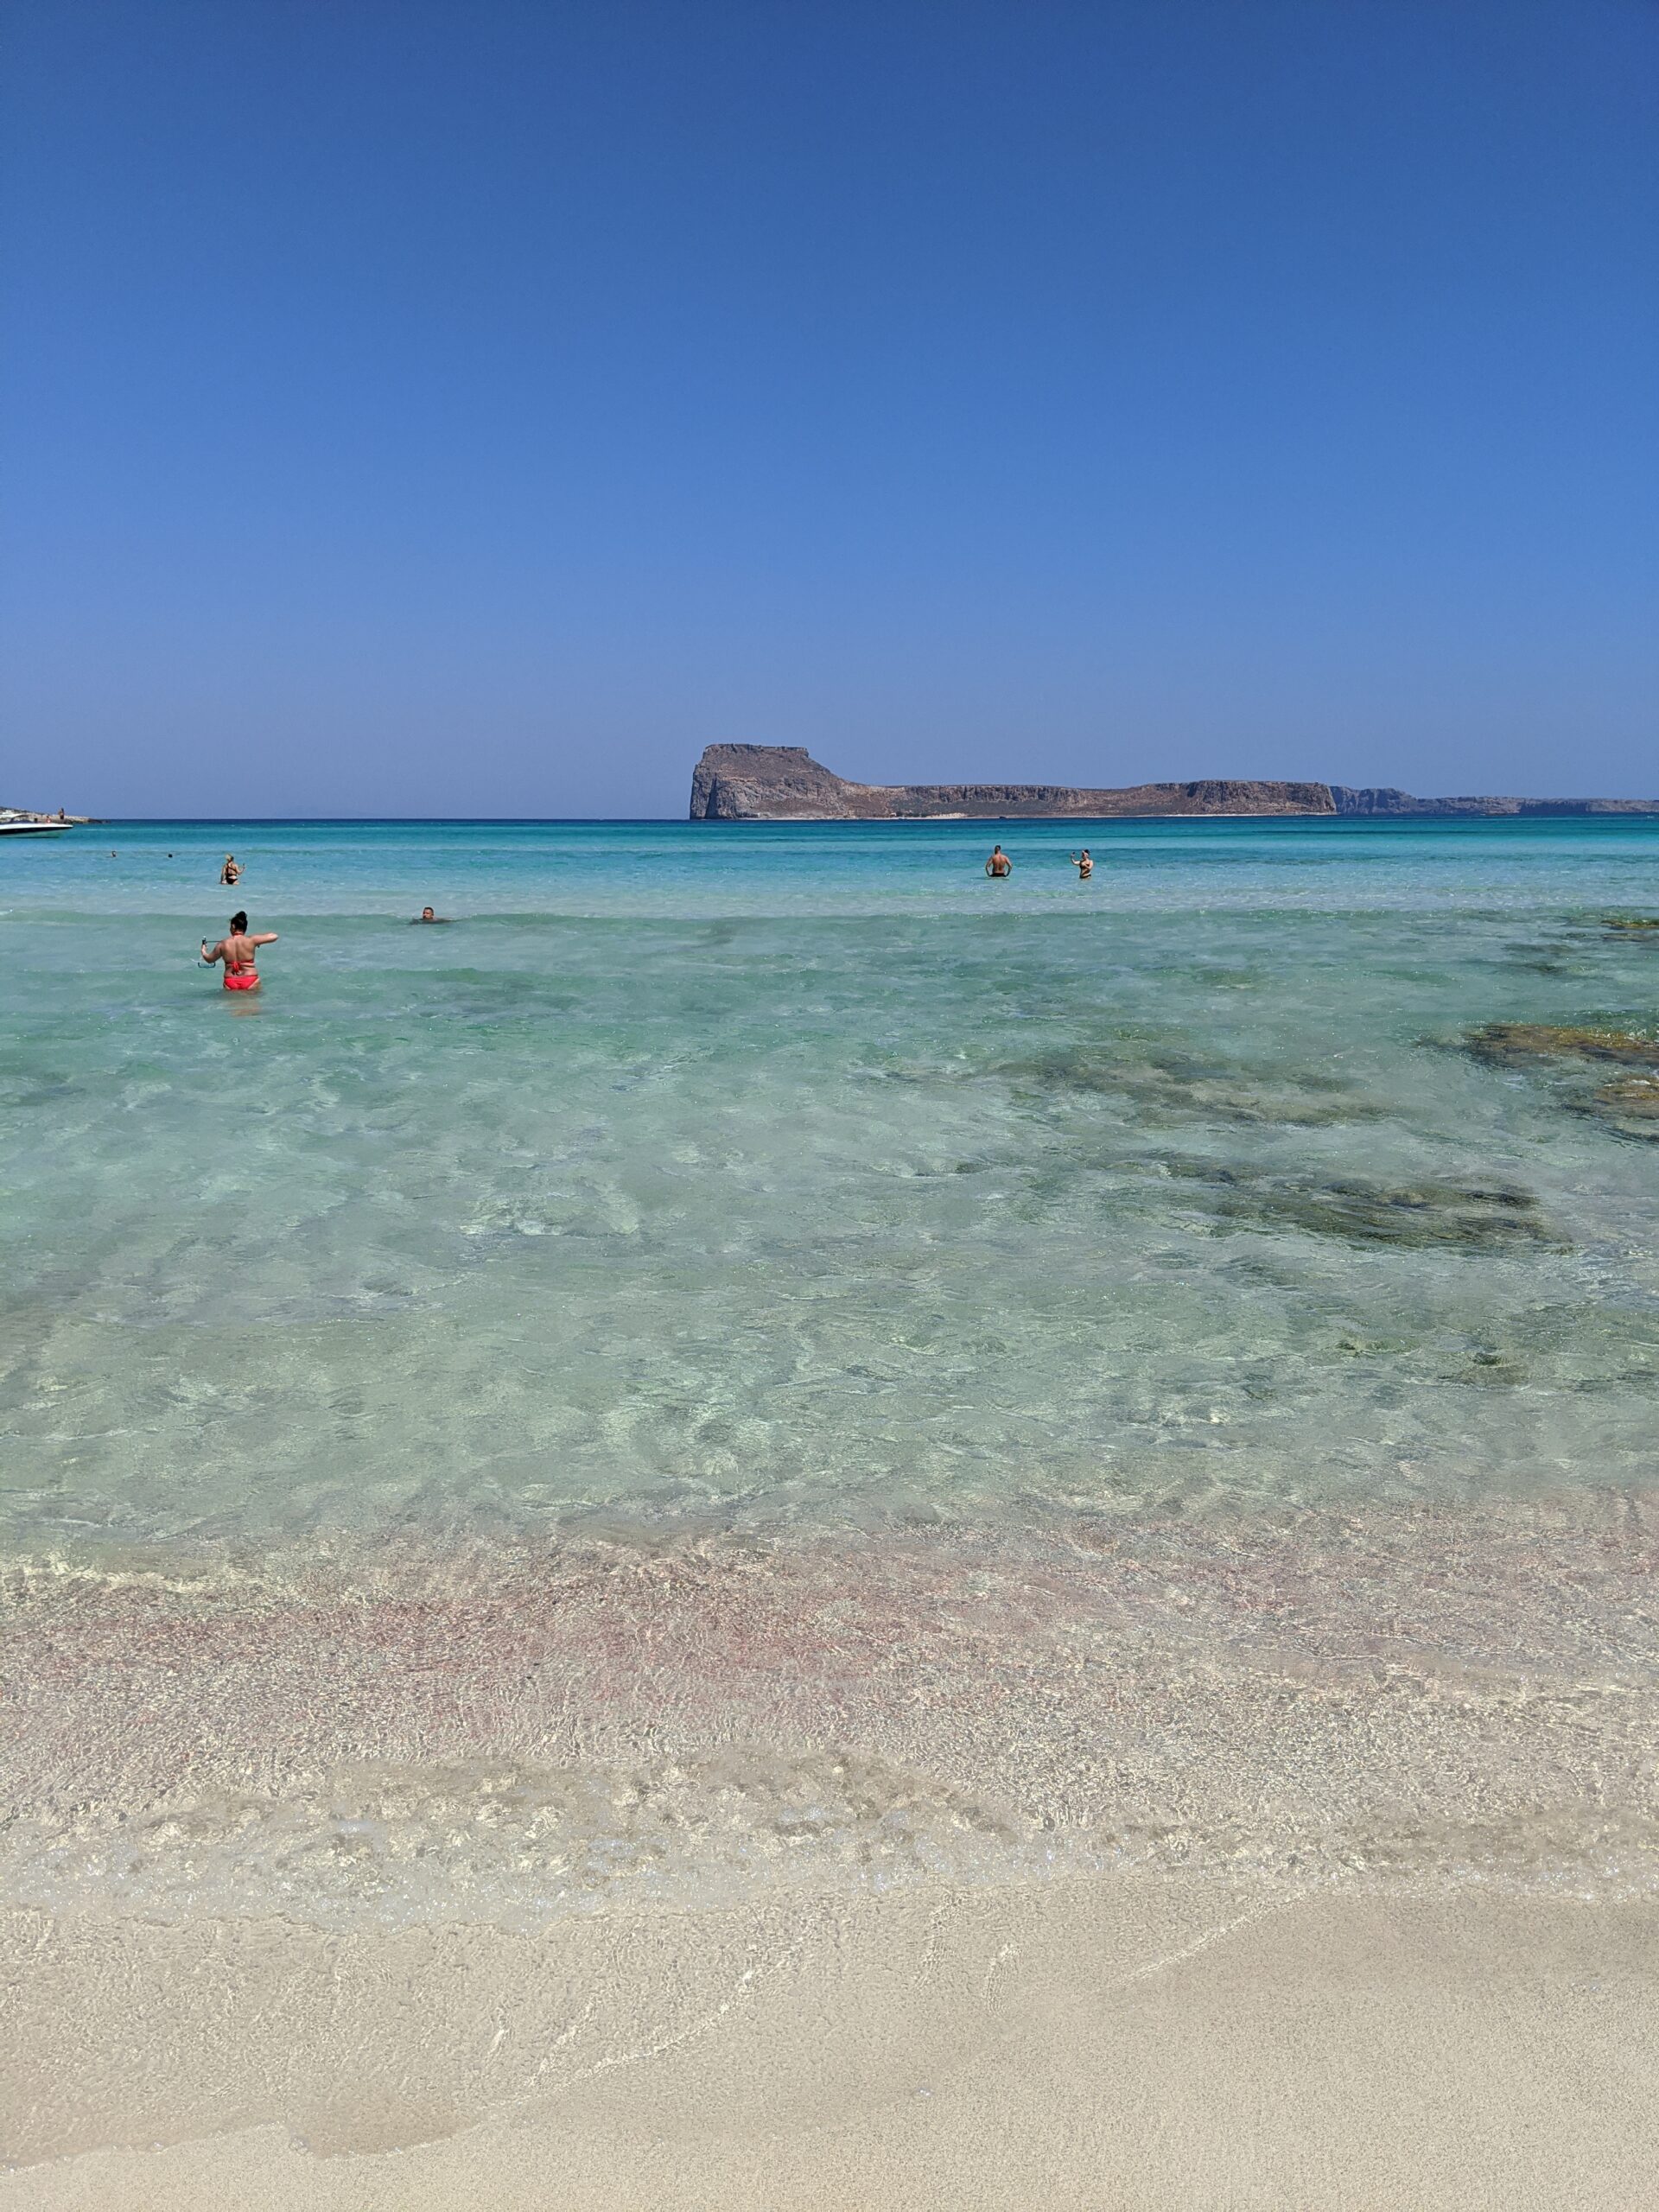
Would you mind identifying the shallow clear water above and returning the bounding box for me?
[8,815,1659,1926]
[5,816,1659,1560]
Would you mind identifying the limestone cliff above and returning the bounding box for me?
[689,746,1336,821]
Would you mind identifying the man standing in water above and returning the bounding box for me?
[985,844,1012,877]
[200,911,277,992]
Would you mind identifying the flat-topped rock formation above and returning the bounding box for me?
[1329,786,1657,817]
[689,747,1659,822]
[689,747,1335,820]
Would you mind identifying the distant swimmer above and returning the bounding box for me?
[200,910,277,992]
[219,855,242,887]
[1070,849,1094,879]
[411,905,451,923]
[985,844,1012,878]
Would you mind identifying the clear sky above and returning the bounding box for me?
[3,0,1655,817]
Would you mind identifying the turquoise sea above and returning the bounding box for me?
[6,815,1659,1923]
[8,814,1659,1550]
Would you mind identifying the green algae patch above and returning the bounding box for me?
[1599,916,1659,937]
[1464,1023,1659,1070]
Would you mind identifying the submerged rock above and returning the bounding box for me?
[1465,1020,1659,1145]
[1599,916,1659,938]
[1593,1076,1659,1116]
[1001,1047,1378,1128]
[1463,1023,1659,1069]
[1583,1076,1659,1141]
[1166,1161,1557,1251]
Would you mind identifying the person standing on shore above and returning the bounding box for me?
[985,844,1012,877]
[200,911,276,992]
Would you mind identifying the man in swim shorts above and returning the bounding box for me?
[985,844,1012,877]
[200,910,277,991]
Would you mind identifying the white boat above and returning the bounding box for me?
[0,816,75,834]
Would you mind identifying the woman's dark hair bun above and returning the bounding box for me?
[230,911,248,932]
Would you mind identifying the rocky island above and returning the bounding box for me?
[690,747,1335,820]
[689,746,1658,822]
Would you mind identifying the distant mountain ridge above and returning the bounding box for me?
[689,747,1658,822]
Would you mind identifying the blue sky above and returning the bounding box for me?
[3,0,1655,817]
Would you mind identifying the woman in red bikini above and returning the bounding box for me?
[200,911,278,991]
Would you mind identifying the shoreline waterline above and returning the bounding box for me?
[10,1492,1657,1936]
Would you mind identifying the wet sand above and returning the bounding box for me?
[5,1876,1658,2209]
[8,1500,1659,1924]
[5,1503,1659,2207]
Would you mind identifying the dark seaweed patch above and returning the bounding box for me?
[1000,1047,1380,1128]
[1165,1160,1558,1251]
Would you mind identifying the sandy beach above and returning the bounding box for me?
[6,1491,1659,2209]
[7,1875,1658,2210]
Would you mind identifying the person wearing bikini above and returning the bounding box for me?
[200,911,277,992]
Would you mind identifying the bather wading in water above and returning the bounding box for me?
[200,911,277,992]
[411,906,451,923]
[985,844,1012,877]
[1070,849,1093,879]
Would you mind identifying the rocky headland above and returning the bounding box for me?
[688,746,1658,822]
[690,747,1335,820]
